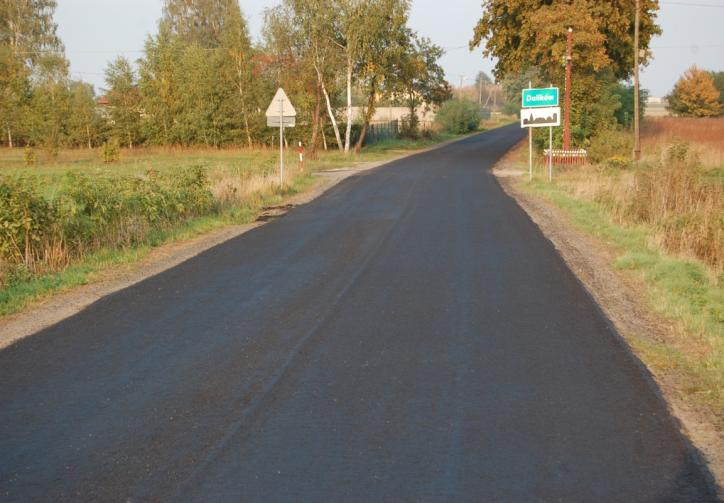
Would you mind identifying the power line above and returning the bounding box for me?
[651,44,724,48]
[659,1,724,7]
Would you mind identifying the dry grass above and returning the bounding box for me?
[642,117,724,167]
[552,119,724,273]
[642,117,724,148]
[558,162,722,273]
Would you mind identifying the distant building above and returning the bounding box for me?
[645,96,670,117]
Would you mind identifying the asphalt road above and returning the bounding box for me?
[0,126,717,502]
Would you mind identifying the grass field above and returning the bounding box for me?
[512,117,723,419]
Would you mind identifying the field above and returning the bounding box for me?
[510,117,723,421]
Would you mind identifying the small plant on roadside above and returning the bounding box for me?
[399,114,420,139]
[665,140,690,164]
[605,155,632,170]
[102,138,121,164]
[43,142,60,162]
[23,148,36,167]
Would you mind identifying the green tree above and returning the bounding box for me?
[104,57,142,148]
[162,0,238,48]
[25,74,71,156]
[611,82,648,128]
[263,2,332,156]
[470,0,661,143]
[138,24,183,145]
[67,81,102,148]
[289,0,345,152]
[352,0,411,152]
[667,66,722,118]
[0,0,65,147]
[217,3,257,147]
[435,98,482,134]
[394,34,451,133]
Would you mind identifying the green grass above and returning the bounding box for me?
[520,177,723,415]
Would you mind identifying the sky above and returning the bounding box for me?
[54,0,724,98]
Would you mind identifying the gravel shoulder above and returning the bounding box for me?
[493,145,723,496]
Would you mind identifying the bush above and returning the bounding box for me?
[435,99,482,134]
[102,138,121,163]
[588,129,633,164]
[0,166,216,275]
[606,155,633,170]
[399,114,420,139]
[24,148,36,167]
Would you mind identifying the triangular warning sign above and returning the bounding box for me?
[265,88,297,117]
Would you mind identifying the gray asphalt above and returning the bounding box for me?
[0,126,717,502]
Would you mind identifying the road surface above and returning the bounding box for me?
[0,126,717,501]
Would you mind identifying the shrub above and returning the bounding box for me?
[399,114,420,139]
[0,166,216,276]
[0,176,54,266]
[666,140,690,164]
[435,99,482,134]
[606,155,632,170]
[102,138,121,163]
[24,148,36,167]
[588,129,633,164]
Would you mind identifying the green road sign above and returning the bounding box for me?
[522,88,559,108]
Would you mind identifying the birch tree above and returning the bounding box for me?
[0,0,64,147]
[104,57,142,148]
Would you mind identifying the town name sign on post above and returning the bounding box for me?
[520,87,560,128]
[521,86,561,182]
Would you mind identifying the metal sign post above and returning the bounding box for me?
[549,126,553,182]
[279,99,284,185]
[265,88,297,187]
[528,82,532,181]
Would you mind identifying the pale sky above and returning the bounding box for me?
[55,0,724,98]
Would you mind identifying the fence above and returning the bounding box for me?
[543,148,588,165]
[365,120,399,145]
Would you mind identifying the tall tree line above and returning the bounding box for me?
[0,0,451,155]
[470,0,662,145]
[0,0,100,152]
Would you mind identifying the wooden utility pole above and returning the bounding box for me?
[563,27,573,151]
[633,0,642,161]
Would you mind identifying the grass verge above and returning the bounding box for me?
[517,172,722,418]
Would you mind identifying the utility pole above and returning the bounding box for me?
[563,27,573,151]
[633,0,642,161]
